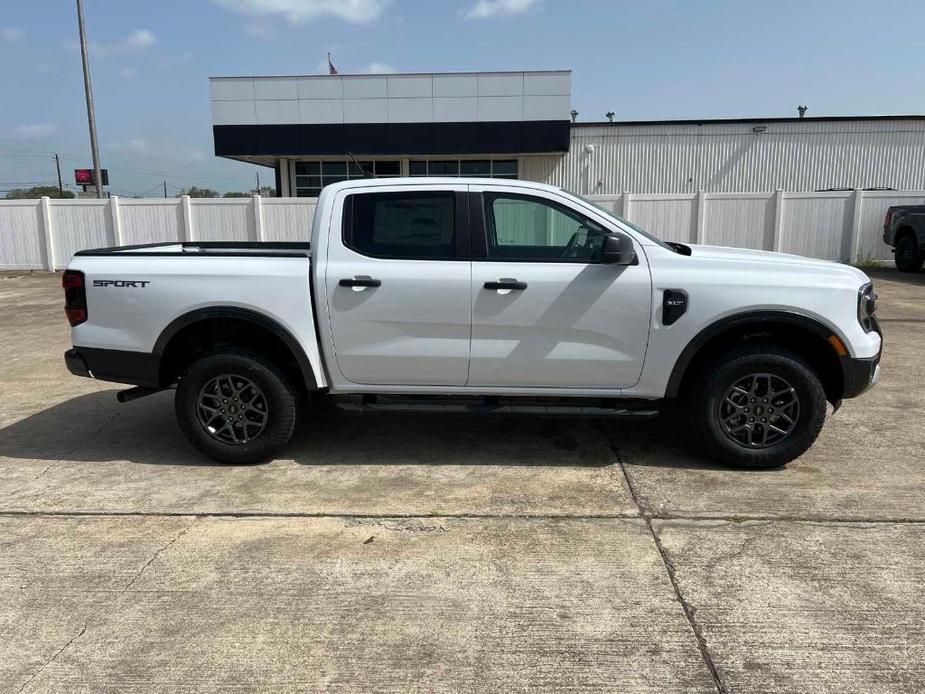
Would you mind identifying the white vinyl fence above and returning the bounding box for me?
[1,189,920,271]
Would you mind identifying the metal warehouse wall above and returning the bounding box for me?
[523,118,925,194]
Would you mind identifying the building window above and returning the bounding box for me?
[294,159,400,197]
[408,159,518,179]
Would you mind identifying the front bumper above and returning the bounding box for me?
[843,354,881,398]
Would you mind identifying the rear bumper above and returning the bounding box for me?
[64,347,161,387]
[64,348,91,378]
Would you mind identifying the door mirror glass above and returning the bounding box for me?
[601,233,637,265]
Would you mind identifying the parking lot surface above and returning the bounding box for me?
[0,269,922,693]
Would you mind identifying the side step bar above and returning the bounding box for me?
[335,394,660,418]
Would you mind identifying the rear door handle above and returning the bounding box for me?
[484,280,527,291]
[339,277,381,288]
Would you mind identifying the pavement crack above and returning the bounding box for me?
[704,535,756,570]
[598,424,729,694]
[122,520,195,592]
[0,509,922,524]
[0,510,640,520]
[12,519,195,692]
[29,464,53,484]
[15,621,87,694]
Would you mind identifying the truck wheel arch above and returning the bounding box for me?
[153,307,319,391]
[665,310,848,404]
[895,225,921,246]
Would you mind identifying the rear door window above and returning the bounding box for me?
[344,192,456,260]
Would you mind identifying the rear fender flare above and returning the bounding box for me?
[154,306,319,390]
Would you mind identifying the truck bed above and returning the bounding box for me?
[75,241,310,258]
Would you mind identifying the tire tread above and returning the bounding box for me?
[175,348,299,464]
[687,344,827,469]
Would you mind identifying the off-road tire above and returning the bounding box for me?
[895,235,924,273]
[175,348,299,464]
[687,345,827,469]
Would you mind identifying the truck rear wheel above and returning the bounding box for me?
[175,349,299,464]
[895,235,924,273]
[687,345,826,469]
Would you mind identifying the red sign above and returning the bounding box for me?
[74,168,109,186]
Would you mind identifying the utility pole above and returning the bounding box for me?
[163,181,167,198]
[54,154,64,198]
[76,0,103,199]
[255,171,261,195]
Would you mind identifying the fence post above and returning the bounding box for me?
[848,188,864,262]
[693,190,706,244]
[253,194,264,241]
[109,196,122,247]
[40,197,56,271]
[772,189,785,252]
[181,195,194,242]
[622,191,633,221]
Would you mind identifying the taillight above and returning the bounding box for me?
[884,210,893,230]
[63,270,87,326]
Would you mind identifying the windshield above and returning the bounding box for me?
[568,191,674,250]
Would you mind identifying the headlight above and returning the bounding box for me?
[857,282,878,333]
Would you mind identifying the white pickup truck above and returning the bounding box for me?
[63,178,881,468]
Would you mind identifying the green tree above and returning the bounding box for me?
[5,186,75,199]
[180,186,219,198]
[222,187,276,198]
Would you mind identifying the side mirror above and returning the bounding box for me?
[601,233,637,265]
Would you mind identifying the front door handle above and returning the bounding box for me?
[339,277,381,288]
[484,280,527,291]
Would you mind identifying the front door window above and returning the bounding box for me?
[485,193,609,262]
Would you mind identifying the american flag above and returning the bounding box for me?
[327,52,338,76]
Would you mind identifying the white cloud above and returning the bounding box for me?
[112,138,151,154]
[64,28,156,58]
[243,20,274,40]
[361,62,394,74]
[122,29,156,50]
[13,124,57,139]
[464,0,537,20]
[1,27,24,42]
[186,150,207,162]
[120,66,139,80]
[33,62,58,75]
[212,0,387,24]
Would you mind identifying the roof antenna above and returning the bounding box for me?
[347,150,375,178]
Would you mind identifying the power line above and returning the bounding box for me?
[2,148,252,182]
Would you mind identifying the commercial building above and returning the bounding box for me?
[210,70,925,196]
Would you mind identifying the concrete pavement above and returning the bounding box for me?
[0,268,922,693]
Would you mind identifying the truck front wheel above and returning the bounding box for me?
[687,345,827,469]
[175,349,299,464]
[895,235,924,273]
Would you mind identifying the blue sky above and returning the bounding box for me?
[1,0,924,196]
